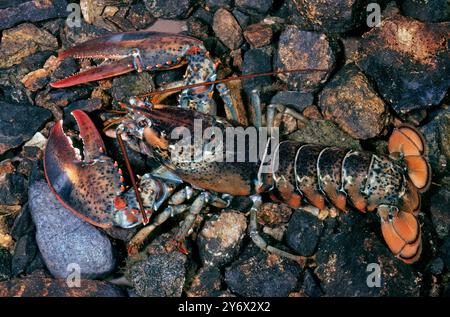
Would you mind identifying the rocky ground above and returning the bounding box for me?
[0,0,449,297]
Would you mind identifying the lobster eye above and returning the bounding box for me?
[138,120,148,128]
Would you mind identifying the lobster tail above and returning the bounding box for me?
[388,124,431,192]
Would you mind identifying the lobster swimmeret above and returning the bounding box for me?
[44,31,431,264]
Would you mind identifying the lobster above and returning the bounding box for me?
[44,31,431,264]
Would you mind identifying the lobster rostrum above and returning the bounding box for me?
[44,31,431,264]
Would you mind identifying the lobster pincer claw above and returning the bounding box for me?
[50,31,210,88]
[44,110,154,228]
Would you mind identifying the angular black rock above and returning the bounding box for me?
[0,248,11,282]
[286,211,324,257]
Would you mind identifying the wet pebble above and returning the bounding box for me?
[318,63,389,139]
[128,233,186,297]
[213,8,243,50]
[300,269,323,297]
[0,248,11,281]
[187,266,222,297]
[270,91,314,113]
[429,188,450,240]
[206,0,233,11]
[0,270,124,297]
[286,211,324,257]
[243,23,273,48]
[290,0,366,33]
[225,243,302,296]
[111,72,155,104]
[0,23,58,69]
[0,102,51,155]
[0,0,68,31]
[275,26,335,93]
[440,237,450,271]
[198,210,247,267]
[241,48,272,94]
[357,13,450,112]
[29,181,115,279]
[126,3,155,30]
[144,0,191,19]
[35,87,91,120]
[401,0,450,22]
[236,0,273,16]
[232,9,250,28]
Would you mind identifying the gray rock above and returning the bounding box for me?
[286,211,324,257]
[144,0,191,19]
[29,181,115,279]
[270,91,314,112]
[236,0,273,15]
[401,0,450,22]
[197,211,247,267]
[241,48,272,94]
[0,248,11,281]
[225,243,302,296]
[0,102,51,155]
[187,266,223,297]
[213,8,243,50]
[430,188,450,239]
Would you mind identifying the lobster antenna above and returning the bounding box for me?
[138,68,328,98]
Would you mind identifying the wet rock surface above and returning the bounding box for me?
[0,248,12,281]
[275,26,335,92]
[0,270,124,297]
[144,0,191,19]
[401,0,450,22]
[429,188,450,240]
[318,63,389,139]
[187,266,223,297]
[286,211,324,257]
[357,14,450,112]
[29,181,115,279]
[243,23,273,48]
[213,8,243,50]
[225,243,302,297]
[0,102,51,155]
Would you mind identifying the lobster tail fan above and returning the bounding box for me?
[388,124,431,192]
[379,206,422,264]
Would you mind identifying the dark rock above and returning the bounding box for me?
[401,0,450,22]
[286,211,324,257]
[241,48,272,94]
[21,56,60,92]
[42,19,66,36]
[193,7,214,26]
[0,102,51,155]
[232,9,250,29]
[290,0,366,33]
[206,0,233,11]
[429,188,450,239]
[225,243,302,297]
[35,87,91,120]
[440,237,450,271]
[144,0,191,19]
[127,3,155,30]
[187,266,222,297]
[236,0,273,15]
[0,270,124,297]
[213,8,243,50]
[315,215,422,296]
[357,14,450,112]
[0,0,68,31]
[50,57,78,84]
[0,172,27,205]
[127,233,187,297]
[243,23,273,48]
[421,109,450,179]
[187,18,210,41]
[61,19,110,48]
[11,204,34,240]
[288,119,361,150]
[275,26,335,93]
[0,23,58,69]
[258,203,293,227]
[198,211,247,267]
[270,91,314,112]
[318,63,389,140]
[111,72,155,104]
[0,248,11,281]
[29,181,115,279]
[11,233,38,276]
[301,269,323,297]
[63,98,103,121]
[429,257,444,275]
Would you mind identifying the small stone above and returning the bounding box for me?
[187,266,222,297]
[0,270,124,297]
[0,248,11,281]
[421,109,450,179]
[11,233,38,276]
[80,0,106,24]
[286,211,324,257]
[225,243,302,296]
[241,48,272,94]
[270,91,314,113]
[318,63,389,140]
[61,19,110,48]
[357,14,450,112]
[258,203,292,227]
[127,3,155,30]
[187,18,210,41]
[23,133,47,152]
[430,188,450,239]
[206,0,233,11]
[29,181,115,279]
[243,23,273,48]
[232,9,250,29]
[301,269,323,297]
[440,237,450,271]
[430,257,444,275]
[0,23,58,69]
[0,172,27,206]
[21,56,60,92]
[63,98,103,122]
[112,72,155,104]
[401,0,450,22]
[288,119,361,150]
[275,26,335,93]
[144,0,191,19]
[213,8,243,50]
[127,233,187,297]
[193,7,214,26]
[290,0,366,33]
[0,102,51,155]
[198,211,247,267]
[236,0,273,15]
[0,0,68,31]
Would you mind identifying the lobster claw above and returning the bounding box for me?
[50,31,206,88]
[44,110,122,228]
